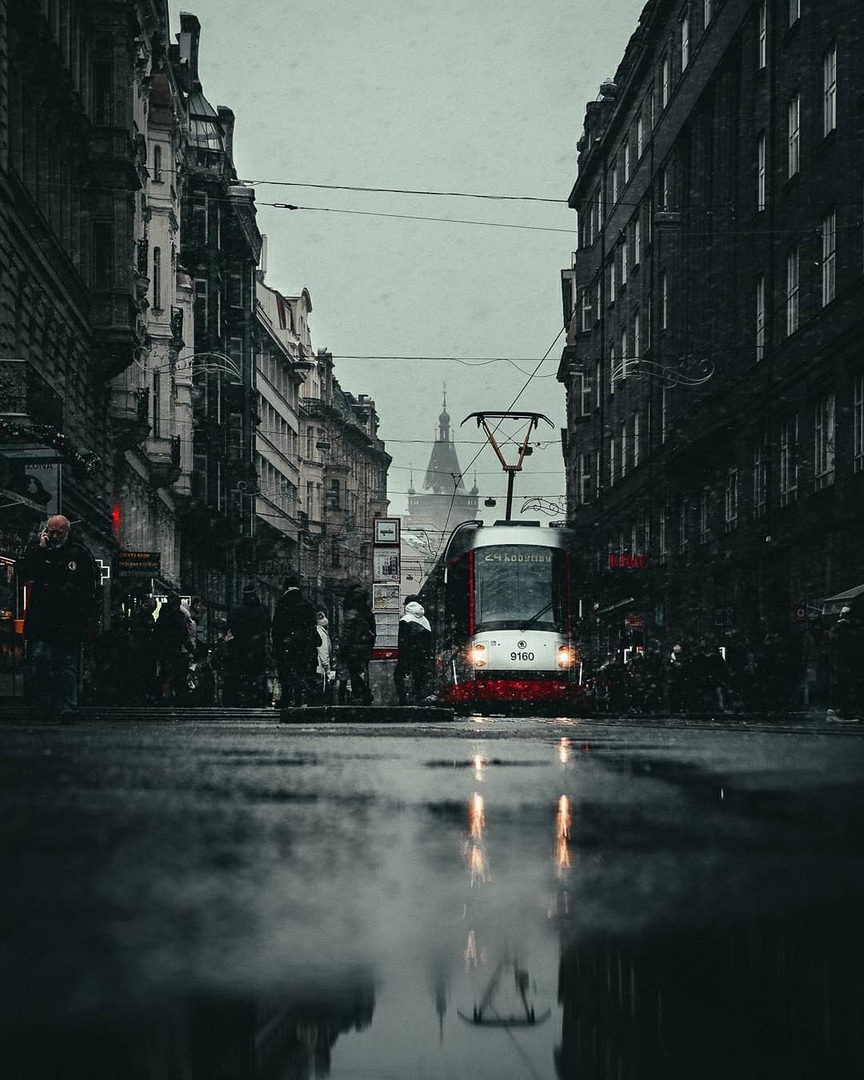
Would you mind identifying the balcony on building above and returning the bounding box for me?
[109,385,150,449]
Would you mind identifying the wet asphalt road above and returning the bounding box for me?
[2,711,864,1080]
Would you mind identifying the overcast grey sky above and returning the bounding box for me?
[168,0,646,516]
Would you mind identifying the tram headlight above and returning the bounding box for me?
[557,644,578,669]
[470,643,487,668]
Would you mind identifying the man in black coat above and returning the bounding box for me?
[225,585,271,706]
[271,573,318,707]
[16,515,97,721]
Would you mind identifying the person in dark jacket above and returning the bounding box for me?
[394,597,432,705]
[128,596,157,704]
[271,573,318,707]
[15,514,97,721]
[152,593,193,703]
[338,582,376,705]
[224,585,271,706]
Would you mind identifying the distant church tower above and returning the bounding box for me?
[406,389,479,546]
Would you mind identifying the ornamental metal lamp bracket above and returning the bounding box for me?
[610,354,715,388]
[462,410,553,522]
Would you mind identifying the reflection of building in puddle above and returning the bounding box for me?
[6,975,376,1080]
[555,908,864,1079]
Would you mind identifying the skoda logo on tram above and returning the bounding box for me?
[517,640,527,650]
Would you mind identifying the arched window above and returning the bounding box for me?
[153,144,163,181]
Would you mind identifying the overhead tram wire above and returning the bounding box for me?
[262,202,576,234]
[245,178,566,204]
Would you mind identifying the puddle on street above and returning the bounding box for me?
[5,729,864,1078]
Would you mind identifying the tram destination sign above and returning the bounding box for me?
[116,550,161,577]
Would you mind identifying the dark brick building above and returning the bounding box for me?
[558,0,864,665]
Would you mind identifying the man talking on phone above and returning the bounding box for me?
[16,515,97,722]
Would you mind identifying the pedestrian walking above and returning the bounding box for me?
[15,514,98,721]
[224,585,271,706]
[271,573,318,707]
[338,582,376,705]
[152,593,194,703]
[394,597,432,705]
[313,611,336,703]
[826,600,864,721]
[128,596,158,703]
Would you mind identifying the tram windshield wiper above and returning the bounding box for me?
[520,601,553,632]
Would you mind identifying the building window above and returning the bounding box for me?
[633,309,641,361]
[620,238,628,287]
[661,56,670,108]
[620,419,628,477]
[636,114,644,158]
[758,0,767,69]
[788,0,800,27]
[609,435,617,486]
[633,214,642,266]
[306,426,314,459]
[191,193,207,246]
[780,416,799,506]
[579,453,592,504]
[661,271,669,330]
[609,255,616,305]
[623,140,631,185]
[822,209,836,306]
[681,15,690,70]
[91,221,113,291]
[580,286,593,332]
[580,368,593,414]
[813,393,836,491]
[153,144,163,182]
[699,486,711,544]
[92,60,113,125]
[854,374,864,474]
[753,440,768,517]
[152,246,161,310]
[620,328,628,379]
[611,157,619,204]
[787,94,800,177]
[609,344,617,394]
[594,359,602,410]
[756,274,766,361]
[659,505,668,557]
[757,131,767,211]
[326,478,341,511]
[786,247,799,336]
[659,165,672,209]
[724,468,739,532]
[152,370,161,438]
[633,409,641,467]
[661,385,669,444]
[678,498,689,552]
[704,0,713,28]
[823,44,837,137]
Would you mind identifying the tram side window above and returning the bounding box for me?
[445,555,471,639]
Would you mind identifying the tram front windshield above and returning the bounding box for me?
[474,545,568,632]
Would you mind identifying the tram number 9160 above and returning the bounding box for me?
[511,650,535,661]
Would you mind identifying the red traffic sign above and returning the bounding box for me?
[624,613,644,629]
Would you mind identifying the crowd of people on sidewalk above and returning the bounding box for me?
[584,598,864,720]
[85,574,433,710]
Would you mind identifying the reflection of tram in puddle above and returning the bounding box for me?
[458,957,551,1028]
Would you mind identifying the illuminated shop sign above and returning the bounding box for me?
[608,552,649,570]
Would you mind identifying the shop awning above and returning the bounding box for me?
[821,584,864,617]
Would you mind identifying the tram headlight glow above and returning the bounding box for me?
[557,644,577,669]
[470,643,487,668]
